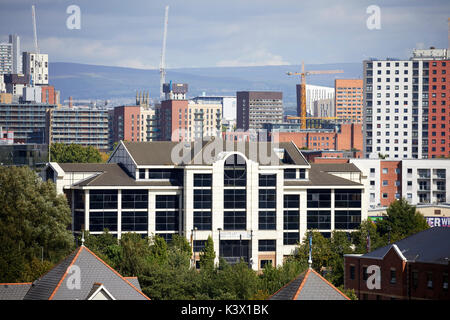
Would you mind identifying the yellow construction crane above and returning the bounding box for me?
[287,61,344,129]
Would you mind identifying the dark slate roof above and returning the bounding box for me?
[284,164,363,187]
[0,283,32,300]
[122,139,309,166]
[269,268,349,300]
[361,227,450,264]
[64,163,180,187]
[24,246,149,300]
[124,277,142,291]
[312,163,361,173]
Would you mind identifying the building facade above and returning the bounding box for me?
[296,84,335,117]
[22,52,49,85]
[9,34,21,74]
[335,79,363,123]
[47,106,110,151]
[43,139,367,271]
[237,91,283,131]
[348,158,450,208]
[0,102,56,143]
[313,98,335,118]
[344,227,450,300]
[191,95,237,121]
[0,42,12,75]
[363,49,450,159]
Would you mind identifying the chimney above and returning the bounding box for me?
[69,96,73,108]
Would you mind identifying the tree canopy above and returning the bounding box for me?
[50,143,103,163]
[0,166,74,282]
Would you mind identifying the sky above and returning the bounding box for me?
[0,0,449,69]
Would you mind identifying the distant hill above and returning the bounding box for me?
[49,62,363,113]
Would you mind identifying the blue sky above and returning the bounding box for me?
[0,0,449,69]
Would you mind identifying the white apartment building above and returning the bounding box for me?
[43,140,367,271]
[192,95,237,121]
[22,52,49,85]
[363,49,449,159]
[350,158,450,209]
[0,43,12,75]
[300,84,335,116]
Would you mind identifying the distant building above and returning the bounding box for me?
[0,127,13,145]
[47,106,110,152]
[237,91,283,131]
[40,85,59,105]
[22,52,48,85]
[363,48,450,159]
[296,84,334,117]
[0,42,12,75]
[0,102,56,143]
[0,143,48,167]
[274,123,363,152]
[313,98,335,118]
[0,245,149,300]
[3,74,30,96]
[9,34,21,74]
[344,227,450,300]
[335,79,363,123]
[191,95,237,121]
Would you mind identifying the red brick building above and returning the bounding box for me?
[428,60,450,158]
[159,99,189,142]
[40,85,58,104]
[112,105,141,143]
[335,79,364,123]
[275,123,362,152]
[344,227,450,300]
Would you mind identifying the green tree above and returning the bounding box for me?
[376,198,429,242]
[295,231,333,271]
[0,166,74,282]
[50,143,102,163]
[199,236,215,271]
[352,219,386,254]
[327,231,353,287]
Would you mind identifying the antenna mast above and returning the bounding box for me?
[31,5,39,54]
[160,5,169,101]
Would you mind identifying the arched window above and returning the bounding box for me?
[224,154,246,187]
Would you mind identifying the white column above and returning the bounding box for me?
[117,189,122,239]
[299,190,308,245]
[331,189,335,233]
[148,192,155,236]
[71,189,75,233]
[276,172,284,267]
[84,189,90,231]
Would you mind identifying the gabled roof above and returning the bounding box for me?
[23,246,149,300]
[0,283,32,300]
[359,227,450,265]
[269,268,350,300]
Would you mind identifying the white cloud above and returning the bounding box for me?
[216,48,290,67]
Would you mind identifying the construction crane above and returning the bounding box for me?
[31,5,39,54]
[287,61,343,129]
[159,5,169,101]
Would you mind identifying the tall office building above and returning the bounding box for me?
[237,91,283,131]
[8,34,21,74]
[192,95,237,121]
[0,42,12,75]
[22,52,49,85]
[296,84,335,117]
[335,79,363,123]
[363,48,450,159]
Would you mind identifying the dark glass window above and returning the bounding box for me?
[307,189,331,208]
[74,190,85,209]
[284,194,300,208]
[89,211,117,232]
[307,210,331,229]
[258,211,276,230]
[258,240,276,251]
[335,189,362,208]
[223,211,246,230]
[299,169,306,179]
[74,211,84,231]
[390,269,397,284]
[155,195,179,209]
[193,240,207,252]
[194,211,212,230]
[350,266,355,280]
[284,169,296,179]
[283,232,299,245]
[194,189,212,209]
[194,174,212,187]
[139,169,146,179]
[219,240,249,264]
[259,174,276,187]
[259,189,276,209]
[90,190,118,210]
[122,211,148,231]
[122,190,148,209]
[224,189,246,209]
[224,154,246,187]
[284,210,299,230]
[412,271,419,289]
[157,233,173,243]
[335,210,361,229]
[155,211,179,231]
[363,266,368,281]
[148,169,183,184]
